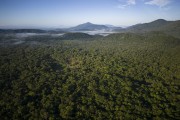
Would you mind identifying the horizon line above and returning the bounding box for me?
[0,18,179,29]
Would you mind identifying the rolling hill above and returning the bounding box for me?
[0,29,46,33]
[119,19,180,38]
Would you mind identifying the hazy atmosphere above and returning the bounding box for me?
[0,0,180,28]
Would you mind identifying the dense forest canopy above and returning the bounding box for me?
[0,31,180,119]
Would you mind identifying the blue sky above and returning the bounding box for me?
[0,0,180,28]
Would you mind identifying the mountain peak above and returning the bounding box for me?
[69,22,108,31]
[84,22,93,25]
[86,22,92,24]
[153,19,167,23]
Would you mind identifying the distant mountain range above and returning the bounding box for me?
[66,22,123,31]
[67,22,109,31]
[0,19,180,38]
[58,19,180,34]
[122,19,179,32]
[120,19,180,38]
[126,19,169,31]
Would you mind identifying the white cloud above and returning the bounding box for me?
[145,0,171,7]
[118,0,136,9]
[127,0,136,5]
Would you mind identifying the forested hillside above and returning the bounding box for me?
[0,32,180,119]
[118,19,180,38]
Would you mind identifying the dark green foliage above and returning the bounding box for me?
[0,32,180,119]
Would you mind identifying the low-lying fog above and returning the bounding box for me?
[15,30,116,37]
[72,30,117,36]
[16,33,47,37]
[0,30,117,46]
